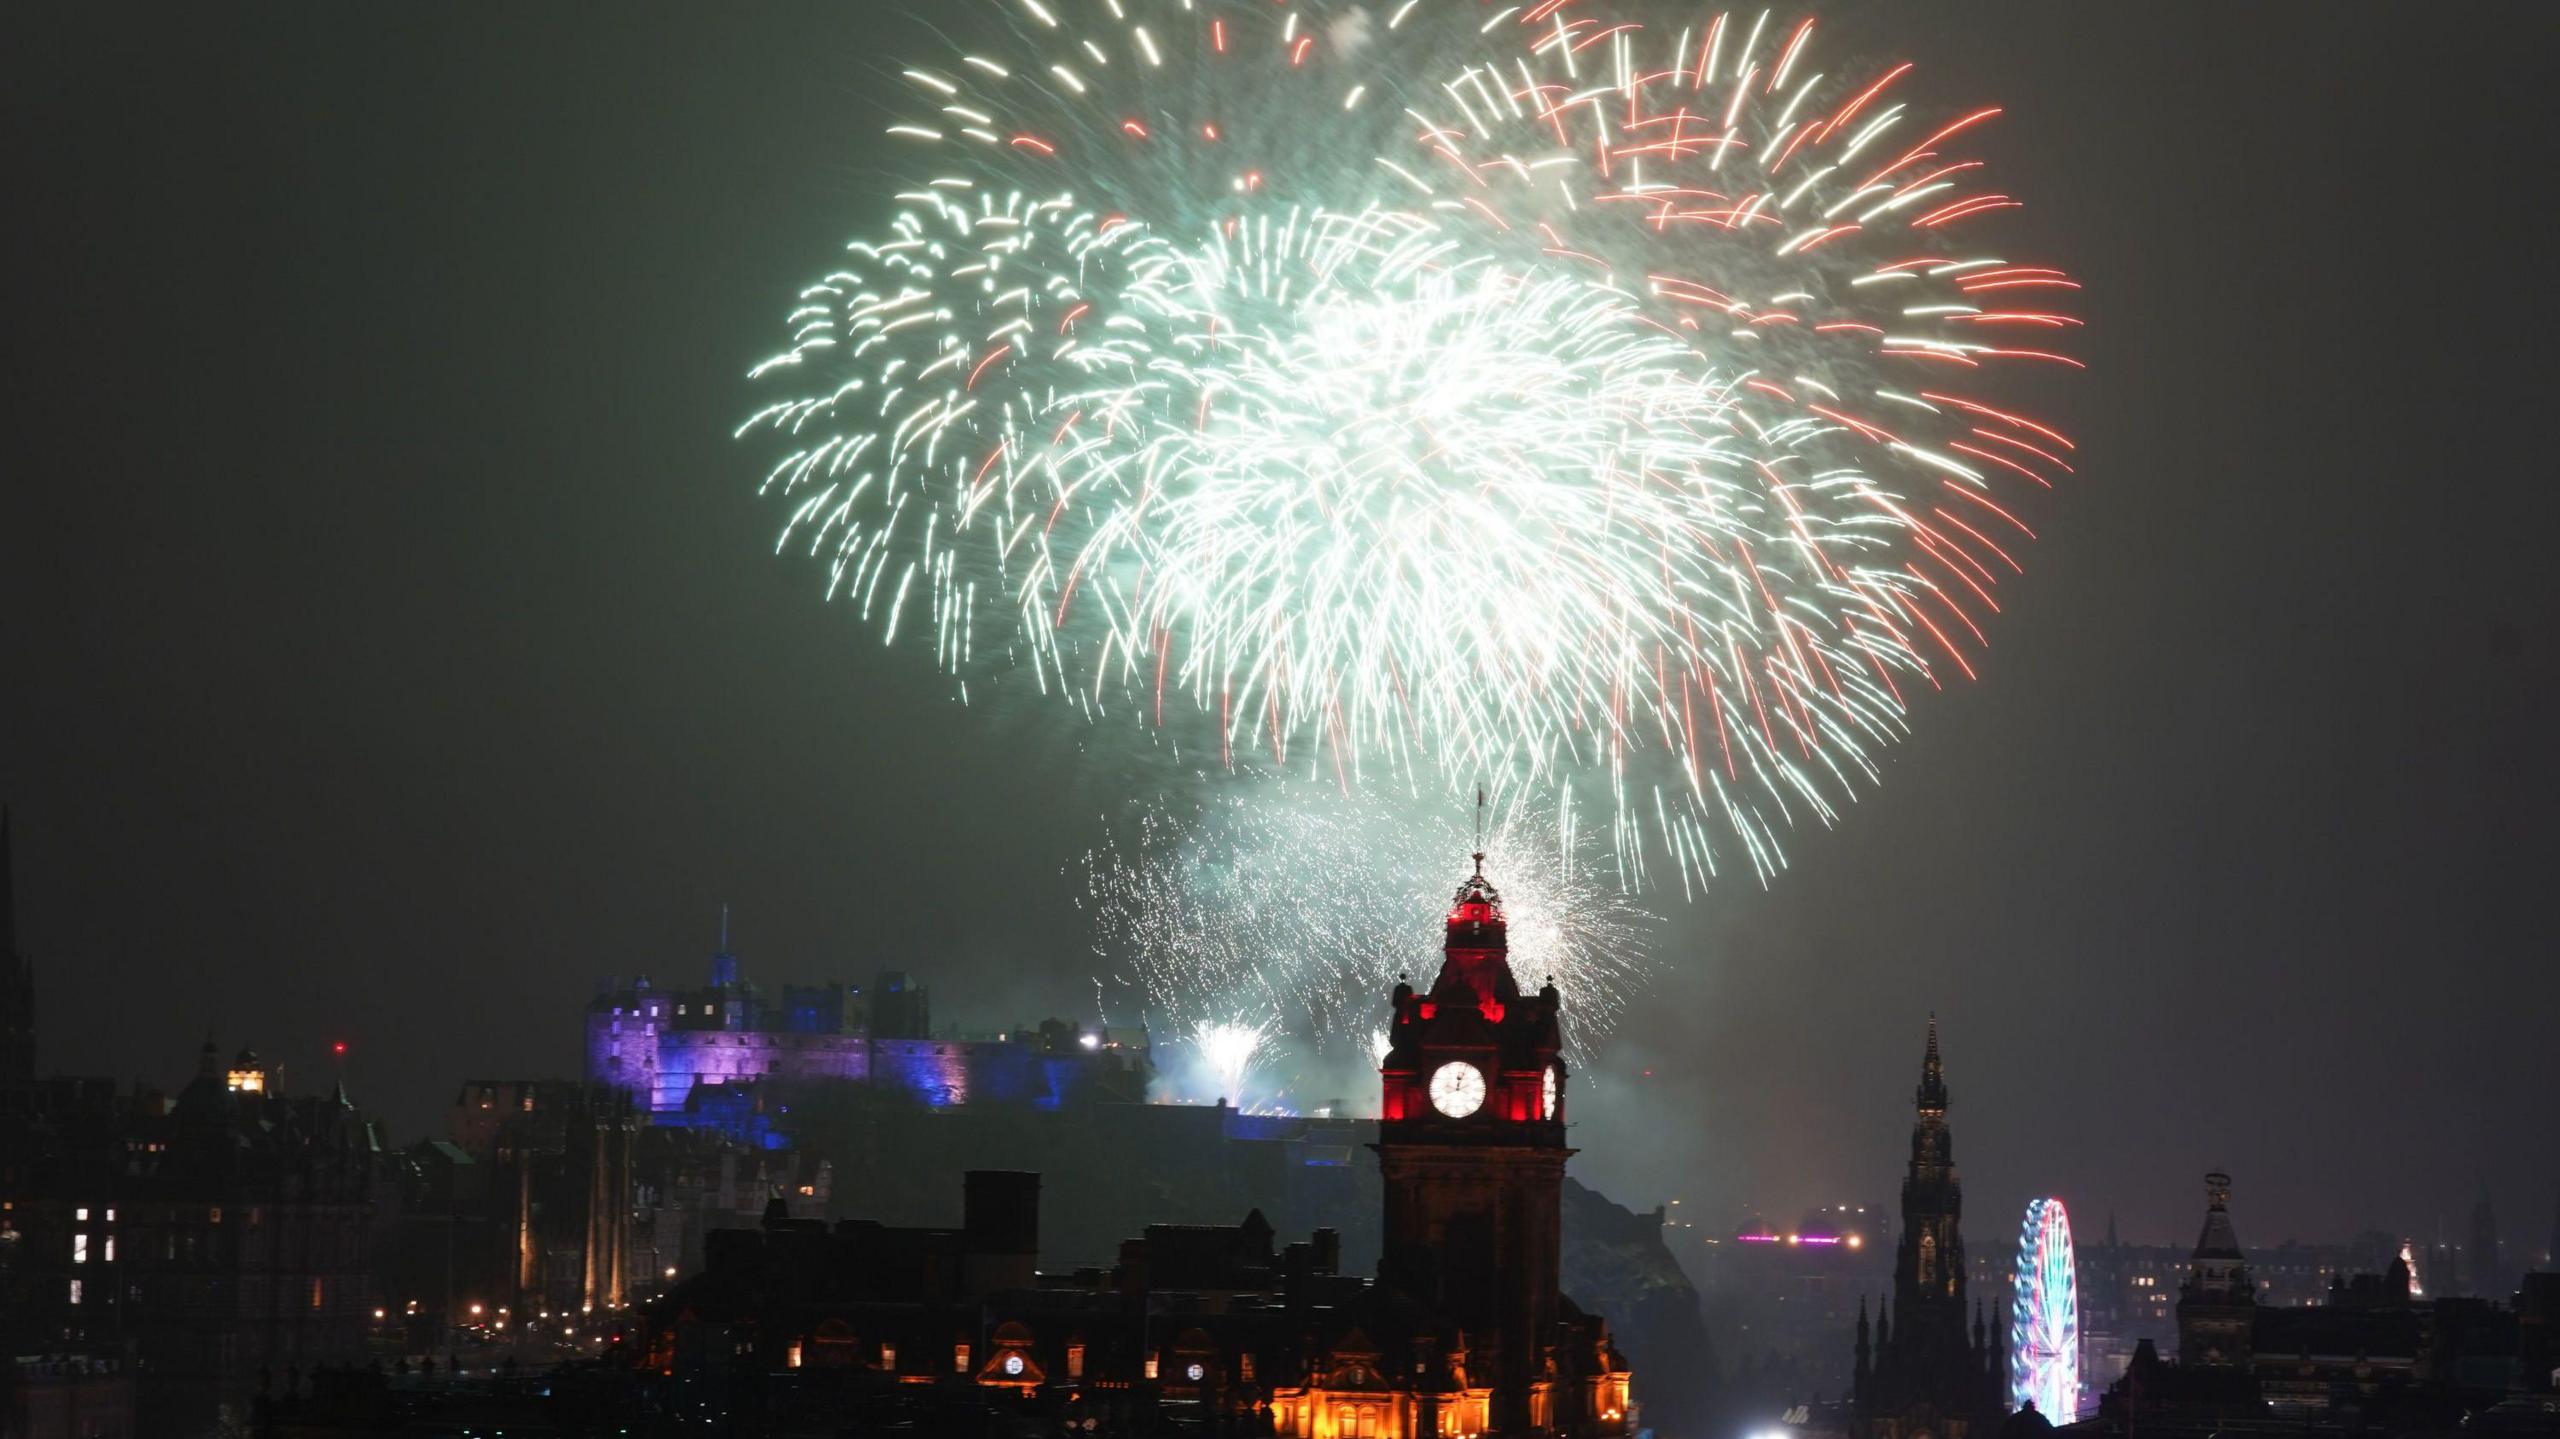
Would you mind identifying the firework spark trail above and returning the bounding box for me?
[1079,789,1655,1070]
[1189,1016,1277,1109]
[744,1,2079,890]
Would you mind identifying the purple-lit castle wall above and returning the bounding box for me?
[587,987,665,1106]
[587,965,873,1115]
[867,1040,1099,1109]
[650,1030,868,1109]
[586,958,1143,1133]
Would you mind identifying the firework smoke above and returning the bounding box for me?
[1081,787,1655,1086]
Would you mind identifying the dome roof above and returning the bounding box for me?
[1998,1402,2056,1439]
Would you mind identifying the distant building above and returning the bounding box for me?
[2070,1172,2560,1437]
[372,1074,840,1336]
[377,1079,639,1325]
[2071,1220,2183,1398]
[1850,1018,2007,1439]
[583,943,1149,1130]
[637,852,1635,1437]
[1699,1203,1888,1410]
[0,1039,383,1436]
[2473,1187,2505,1300]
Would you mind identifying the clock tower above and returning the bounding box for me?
[1377,852,1572,1435]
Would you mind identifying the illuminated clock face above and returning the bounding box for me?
[1185,1361,1206,1382]
[1002,1354,1025,1376]
[1428,1061,1486,1118]
[1542,1064,1561,1120]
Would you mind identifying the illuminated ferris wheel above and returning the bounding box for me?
[2009,1198,2080,1421]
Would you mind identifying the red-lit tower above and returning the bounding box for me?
[1377,852,1572,1434]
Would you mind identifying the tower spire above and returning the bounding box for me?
[710,903,740,989]
[1916,1012,1948,1114]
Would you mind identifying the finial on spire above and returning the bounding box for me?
[1473,850,1484,878]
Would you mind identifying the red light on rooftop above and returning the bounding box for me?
[331,1042,348,1056]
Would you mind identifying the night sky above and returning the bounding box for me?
[5,3,2555,1254]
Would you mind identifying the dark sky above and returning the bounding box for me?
[5,3,2555,1254]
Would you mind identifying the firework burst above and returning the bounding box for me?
[1187,1016,1278,1108]
[745,1,2079,889]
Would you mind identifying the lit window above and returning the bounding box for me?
[311,1278,325,1308]
[881,1342,897,1370]
[787,1342,803,1370]
[678,1005,688,1016]
[1145,1356,1160,1380]
[103,1209,114,1222]
[1068,1343,1085,1379]
[72,1234,88,1264]
[69,1279,83,1305]
[75,1207,89,1221]
[954,1343,970,1373]
[104,1237,115,1262]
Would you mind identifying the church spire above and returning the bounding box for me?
[1916,1012,1948,1115]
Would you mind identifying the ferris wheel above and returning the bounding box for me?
[2009,1197,2080,1421]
